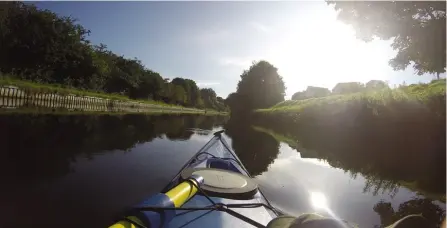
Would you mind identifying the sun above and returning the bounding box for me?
[266,13,391,98]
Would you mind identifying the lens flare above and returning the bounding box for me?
[310,191,328,210]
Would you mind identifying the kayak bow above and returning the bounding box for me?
[110,175,203,228]
[109,130,279,228]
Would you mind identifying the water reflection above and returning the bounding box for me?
[252,113,446,201]
[0,114,227,180]
[374,198,445,227]
[0,113,227,228]
[224,118,445,227]
[1,114,444,228]
[224,119,280,176]
[258,143,444,227]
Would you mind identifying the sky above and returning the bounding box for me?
[35,1,443,99]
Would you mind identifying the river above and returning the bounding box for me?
[0,113,444,227]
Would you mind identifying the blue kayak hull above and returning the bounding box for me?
[130,131,277,228]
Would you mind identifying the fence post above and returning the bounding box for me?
[34,92,38,107]
[50,94,53,108]
[10,88,15,107]
[14,88,18,107]
[6,88,10,107]
[13,88,17,107]
[1,87,4,108]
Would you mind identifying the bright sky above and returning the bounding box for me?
[36,1,443,99]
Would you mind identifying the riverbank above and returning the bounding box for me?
[257,79,445,115]
[0,78,227,115]
[251,79,446,201]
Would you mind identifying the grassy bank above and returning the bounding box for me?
[251,79,446,201]
[258,79,445,116]
[0,77,229,115]
[0,107,227,116]
[0,77,182,108]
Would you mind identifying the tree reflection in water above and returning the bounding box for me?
[374,198,445,228]
[0,113,228,181]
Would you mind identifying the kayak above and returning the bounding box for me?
[109,130,280,228]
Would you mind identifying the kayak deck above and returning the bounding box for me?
[110,130,278,228]
[161,131,277,227]
[170,196,275,228]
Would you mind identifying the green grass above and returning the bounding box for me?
[257,79,446,114]
[0,107,227,116]
[0,77,230,116]
[0,76,201,110]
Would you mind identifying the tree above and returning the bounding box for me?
[0,2,95,86]
[225,92,241,113]
[327,1,446,79]
[171,78,204,107]
[199,88,228,111]
[200,88,217,109]
[130,69,164,100]
[215,96,228,111]
[332,82,365,95]
[291,91,307,101]
[0,2,216,109]
[365,80,389,91]
[172,85,186,105]
[232,60,286,112]
[292,86,331,100]
[306,86,331,98]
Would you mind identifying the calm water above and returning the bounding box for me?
[0,114,444,227]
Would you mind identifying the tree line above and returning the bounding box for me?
[0,2,227,111]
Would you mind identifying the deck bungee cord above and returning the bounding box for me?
[126,178,281,228]
[109,130,281,228]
